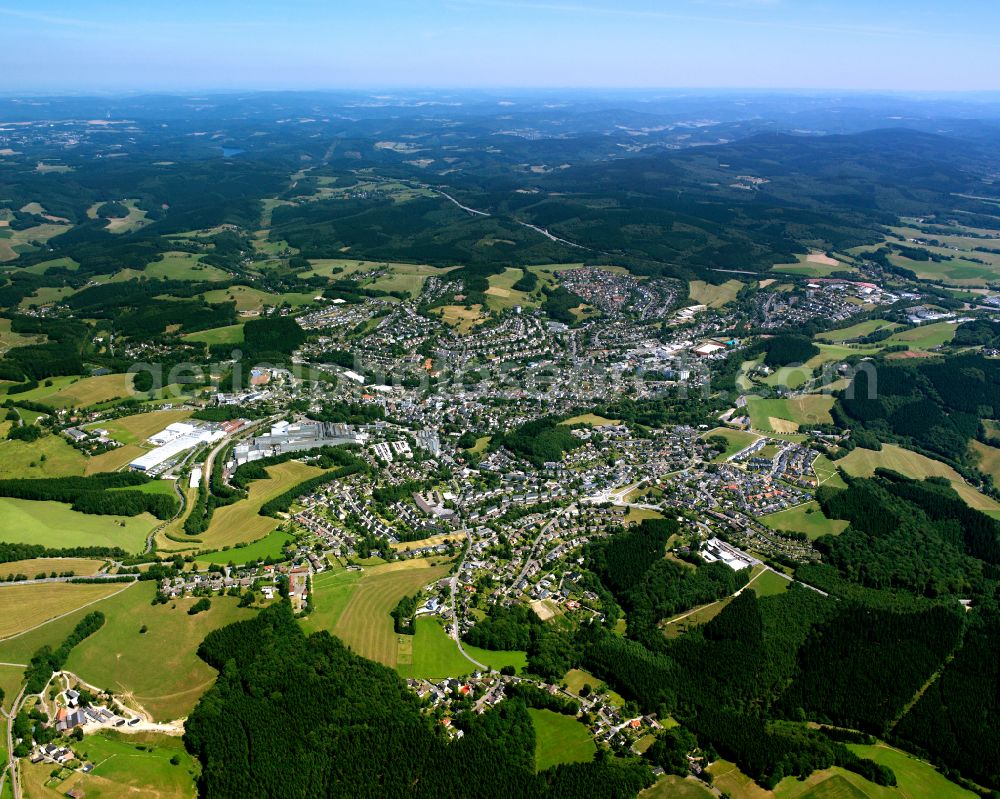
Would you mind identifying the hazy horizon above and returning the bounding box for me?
[2,0,998,94]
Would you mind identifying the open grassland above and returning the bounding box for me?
[816,319,900,343]
[182,323,245,345]
[762,344,879,391]
[202,284,316,313]
[0,664,24,711]
[624,507,665,525]
[396,617,527,679]
[196,530,293,568]
[389,532,464,552]
[23,729,198,799]
[435,303,487,333]
[65,582,256,721]
[1,372,136,408]
[368,262,452,297]
[814,454,848,489]
[688,279,743,307]
[86,409,193,446]
[18,285,75,308]
[884,320,956,350]
[299,566,363,636]
[561,413,620,427]
[702,426,761,461]
[563,668,625,705]
[639,776,715,799]
[201,461,324,549]
[761,501,849,540]
[0,596,122,664]
[969,439,1000,485]
[749,568,792,597]
[760,502,848,540]
[0,432,87,478]
[0,582,129,640]
[0,497,155,551]
[301,257,430,279]
[84,443,146,475]
[772,252,857,278]
[310,560,451,668]
[484,267,536,310]
[839,444,1000,514]
[529,708,596,772]
[746,396,834,432]
[0,219,70,262]
[0,557,105,579]
[0,317,45,353]
[145,251,229,281]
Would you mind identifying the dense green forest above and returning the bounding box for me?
[185,604,654,798]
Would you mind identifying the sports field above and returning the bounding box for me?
[308,559,450,668]
[838,444,1000,514]
[0,581,130,640]
[0,497,156,551]
[688,279,743,307]
[22,729,198,799]
[64,581,256,721]
[396,617,527,679]
[0,557,105,579]
[760,501,848,540]
[201,461,324,549]
[1,372,136,408]
[702,426,761,461]
[529,708,595,772]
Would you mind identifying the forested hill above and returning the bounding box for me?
[184,604,654,799]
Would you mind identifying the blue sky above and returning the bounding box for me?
[1,0,997,93]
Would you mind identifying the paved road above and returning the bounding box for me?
[508,504,573,593]
[448,525,487,672]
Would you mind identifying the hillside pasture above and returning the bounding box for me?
[200,460,324,549]
[529,708,596,772]
[318,560,451,668]
[0,582,130,640]
[85,409,193,446]
[0,557,105,579]
[396,616,526,679]
[816,319,900,343]
[0,432,88,478]
[182,323,245,345]
[746,396,834,432]
[688,279,743,307]
[701,426,761,461]
[760,501,848,540]
[64,581,256,721]
[0,497,156,551]
[839,444,1000,514]
[1,372,136,408]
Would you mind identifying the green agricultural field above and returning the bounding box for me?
[64,581,256,721]
[0,581,130,640]
[196,530,293,568]
[397,617,527,679]
[368,262,453,297]
[639,776,715,799]
[688,279,743,307]
[144,251,229,281]
[528,708,596,772]
[838,444,1000,515]
[884,320,956,350]
[701,426,761,461]
[484,267,536,310]
[202,284,316,313]
[300,566,364,635]
[201,460,324,549]
[746,396,834,433]
[309,559,451,668]
[760,501,849,540]
[813,454,848,489]
[816,319,900,343]
[182,323,245,345]
[844,744,974,799]
[85,409,193,446]
[969,439,1000,485]
[0,597,124,665]
[0,556,105,579]
[561,413,620,427]
[762,344,878,391]
[1,372,136,408]
[27,729,198,799]
[749,568,792,596]
[0,497,156,551]
[0,432,88,478]
[563,668,625,706]
[772,252,856,278]
[0,318,45,353]
[0,664,25,711]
